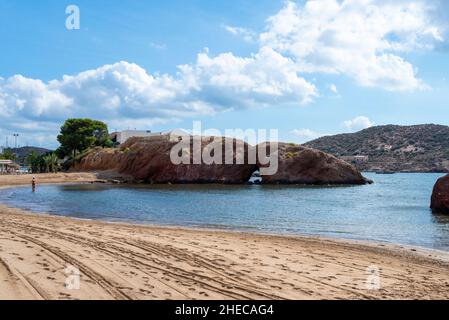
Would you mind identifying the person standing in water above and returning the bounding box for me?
[32,177,36,192]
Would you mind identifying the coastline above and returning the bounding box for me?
[1,173,449,300]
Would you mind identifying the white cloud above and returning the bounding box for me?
[260,0,444,91]
[290,128,329,142]
[149,42,167,50]
[0,50,317,147]
[187,47,317,106]
[1,0,447,147]
[222,24,257,42]
[0,50,316,121]
[329,84,338,94]
[343,116,375,131]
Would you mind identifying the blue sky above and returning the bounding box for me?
[0,0,448,148]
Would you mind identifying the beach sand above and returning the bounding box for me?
[1,173,449,300]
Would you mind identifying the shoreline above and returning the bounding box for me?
[2,199,449,262]
[2,174,448,256]
[3,203,449,266]
[1,173,449,300]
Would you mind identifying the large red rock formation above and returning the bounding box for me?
[257,142,370,185]
[73,135,370,185]
[431,174,449,214]
[73,135,257,184]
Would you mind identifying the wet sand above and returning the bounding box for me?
[1,173,449,300]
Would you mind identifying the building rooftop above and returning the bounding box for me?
[0,160,20,168]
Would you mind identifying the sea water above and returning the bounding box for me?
[1,173,448,251]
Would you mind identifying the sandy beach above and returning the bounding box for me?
[0,173,449,300]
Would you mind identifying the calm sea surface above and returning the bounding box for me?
[1,173,448,250]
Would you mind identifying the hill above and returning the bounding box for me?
[304,124,449,173]
[9,147,52,165]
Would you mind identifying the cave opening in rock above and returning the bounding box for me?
[248,169,262,184]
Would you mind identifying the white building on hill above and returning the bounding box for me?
[110,130,159,145]
[110,129,190,145]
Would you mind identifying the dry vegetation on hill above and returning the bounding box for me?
[304,124,449,172]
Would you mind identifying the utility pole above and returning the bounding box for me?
[13,133,19,148]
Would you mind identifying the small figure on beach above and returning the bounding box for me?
[32,177,36,192]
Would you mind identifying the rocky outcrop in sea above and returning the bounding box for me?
[72,134,370,185]
[431,174,449,214]
[258,142,370,185]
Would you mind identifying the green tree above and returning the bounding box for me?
[0,149,17,161]
[26,152,60,173]
[103,138,114,148]
[43,153,60,173]
[57,118,109,158]
[26,151,40,173]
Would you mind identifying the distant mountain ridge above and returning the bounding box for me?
[304,124,449,173]
[9,146,52,165]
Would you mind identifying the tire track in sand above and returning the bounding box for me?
[7,231,132,300]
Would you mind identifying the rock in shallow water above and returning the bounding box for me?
[72,135,370,185]
[258,142,370,185]
[431,174,449,214]
[73,135,257,184]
